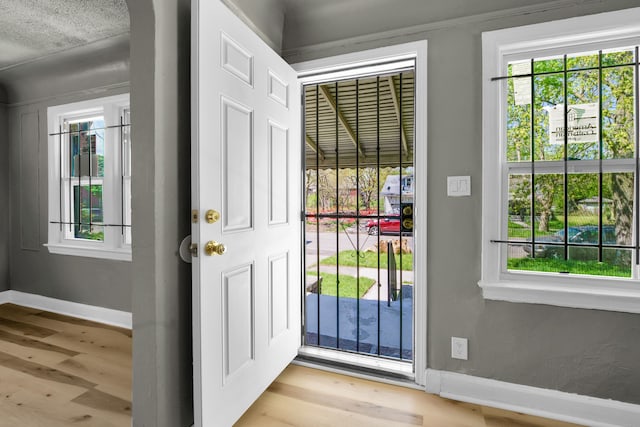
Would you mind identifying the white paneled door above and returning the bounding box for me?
[191,1,301,425]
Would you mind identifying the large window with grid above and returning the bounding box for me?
[47,94,132,261]
[481,8,640,313]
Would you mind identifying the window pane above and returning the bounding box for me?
[566,173,634,249]
[123,108,132,245]
[534,73,564,161]
[602,66,635,159]
[123,109,132,177]
[533,173,564,242]
[567,173,599,233]
[69,119,105,178]
[604,172,634,247]
[508,248,631,277]
[602,48,635,67]
[73,184,104,241]
[534,56,564,74]
[566,52,599,70]
[602,248,632,277]
[566,70,599,160]
[506,66,532,162]
[508,174,531,240]
[508,172,635,278]
[124,178,132,245]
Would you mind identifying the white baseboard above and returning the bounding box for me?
[0,291,10,304]
[425,369,640,427]
[0,290,132,329]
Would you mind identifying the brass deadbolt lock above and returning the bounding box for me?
[206,210,221,224]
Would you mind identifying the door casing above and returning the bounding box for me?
[293,40,428,386]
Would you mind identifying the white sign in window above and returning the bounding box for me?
[511,61,532,106]
[546,103,599,144]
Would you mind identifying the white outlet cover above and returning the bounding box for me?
[451,337,468,360]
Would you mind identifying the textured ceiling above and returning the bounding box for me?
[0,0,129,70]
[0,0,572,72]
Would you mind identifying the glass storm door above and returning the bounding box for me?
[303,69,416,363]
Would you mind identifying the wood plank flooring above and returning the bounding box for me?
[0,303,582,427]
[0,303,131,427]
[237,364,583,427]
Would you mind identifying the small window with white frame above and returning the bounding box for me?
[481,8,640,313]
[47,94,132,261]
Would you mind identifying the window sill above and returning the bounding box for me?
[478,278,640,314]
[45,243,132,262]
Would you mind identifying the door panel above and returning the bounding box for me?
[268,70,289,107]
[269,252,290,340]
[268,121,289,225]
[221,32,254,86]
[222,263,254,381]
[192,1,301,426]
[221,97,253,232]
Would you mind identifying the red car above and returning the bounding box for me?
[366,217,401,235]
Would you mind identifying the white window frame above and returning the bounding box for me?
[480,8,640,313]
[46,94,132,261]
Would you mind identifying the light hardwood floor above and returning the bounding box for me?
[237,364,582,427]
[0,303,131,427]
[0,303,582,427]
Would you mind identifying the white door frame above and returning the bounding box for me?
[292,40,428,386]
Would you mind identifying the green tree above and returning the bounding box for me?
[507,51,635,242]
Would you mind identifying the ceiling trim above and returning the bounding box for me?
[0,32,130,74]
[4,82,130,109]
[283,0,606,62]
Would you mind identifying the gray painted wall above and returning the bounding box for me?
[280,0,640,405]
[130,1,640,424]
[224,0,285,52]
[282,0,556,52]
[0,88,8,292]
[128,0,193,425]
[2,38,132,312]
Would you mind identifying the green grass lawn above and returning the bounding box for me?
[306,272,376,298]
[507,257,631,278]
[320,250,413,271]
[508,226,531,239]
[508,220,555,238]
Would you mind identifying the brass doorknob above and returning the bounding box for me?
[205,240,227,256]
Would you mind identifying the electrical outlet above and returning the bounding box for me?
[451,337,468,360]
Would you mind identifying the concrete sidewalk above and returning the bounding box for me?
[308,265,414,300]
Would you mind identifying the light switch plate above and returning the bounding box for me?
[447,176,471,197]
[451,337,468,360]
